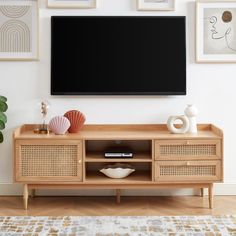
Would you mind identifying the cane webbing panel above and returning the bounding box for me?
[21,145,78,177]
[159,145,216,157]
[160,165,216,176]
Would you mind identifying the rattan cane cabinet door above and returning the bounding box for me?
[155,160,222,182]
[15,140,83,182]
[155,140,221,160]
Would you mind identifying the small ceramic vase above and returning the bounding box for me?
[184,104,199,134]
[64,110,86,133]
[49,116,70,135]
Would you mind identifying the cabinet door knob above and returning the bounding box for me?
[78,160,82,164]
[186,161,190,166]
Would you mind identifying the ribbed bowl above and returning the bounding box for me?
[100,163,135,179]
[64,110,86,133]
[49,116,71,135]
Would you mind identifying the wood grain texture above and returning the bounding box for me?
[23,184,28,210]
[155,139,222,160]
[14,139,83,183]
[13,124,223,140]
[85,152,152,162]
[0,196,235,216]
[13,124,223,210]
[200,188,204,197]
[209,184,214,209]
[155,160,222,182]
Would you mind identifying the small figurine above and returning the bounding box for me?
[39,100,50,134]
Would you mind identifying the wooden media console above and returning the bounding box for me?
[13,124,223,210]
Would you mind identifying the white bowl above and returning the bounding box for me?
[100,163,135,179]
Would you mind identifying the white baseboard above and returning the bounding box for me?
[0,183,236,196]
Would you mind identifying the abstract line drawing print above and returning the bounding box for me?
[0,20,30,52]
[204,8,236,54]
[0,5,29,18]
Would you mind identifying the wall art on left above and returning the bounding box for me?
[47,0,96,8]
[0,0,39,61]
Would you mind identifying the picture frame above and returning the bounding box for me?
[0,0,39,61]
[47,0,97,9]
[137,0,175,11]
[196,0,236,63]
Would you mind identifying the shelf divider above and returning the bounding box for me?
[85,152,152,162]
[85,171,152,183]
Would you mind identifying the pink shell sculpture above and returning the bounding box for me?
[64,110,86,133]
[49,116,71,135]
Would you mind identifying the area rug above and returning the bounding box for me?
[0,215,236,236]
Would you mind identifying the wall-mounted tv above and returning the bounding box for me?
[51,16,186,95]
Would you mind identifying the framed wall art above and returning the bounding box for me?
[196,0,236,62]
[47,0,96,8]
[137,0,175,11]
[0,0,39,61]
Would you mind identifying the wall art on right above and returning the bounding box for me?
[196,0,236,62]
[137,0,175,11]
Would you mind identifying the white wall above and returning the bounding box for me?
[0,0,236,195]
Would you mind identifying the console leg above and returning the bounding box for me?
[200,188,204,197]
[23,184,28,210]
[116,189,121,204]
[31,189,35,198]
[208,184,213,209]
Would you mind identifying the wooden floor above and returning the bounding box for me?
[0,196,236,216]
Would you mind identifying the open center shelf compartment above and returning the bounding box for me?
[85,140,153,162]
[86,171,152,183]
[85,162,153,183]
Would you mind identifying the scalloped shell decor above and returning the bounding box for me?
[49,116,71,135]
[64,110,86,133]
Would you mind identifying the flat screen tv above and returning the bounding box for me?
[51,16,186,95]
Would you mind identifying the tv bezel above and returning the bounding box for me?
[51,16,187,96]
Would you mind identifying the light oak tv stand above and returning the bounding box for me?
[13,124,223,210]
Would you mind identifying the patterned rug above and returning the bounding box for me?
[0,215,235,236]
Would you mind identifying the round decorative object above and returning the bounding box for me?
[64,110,86,133]
[100,163,135,179]
[184,104,199,134]
[167,115,189,134]
[49,116,71,135]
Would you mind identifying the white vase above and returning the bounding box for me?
[184,104,199,134]
[167,115,189,134]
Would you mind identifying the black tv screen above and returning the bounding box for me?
[51,16,186,95]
